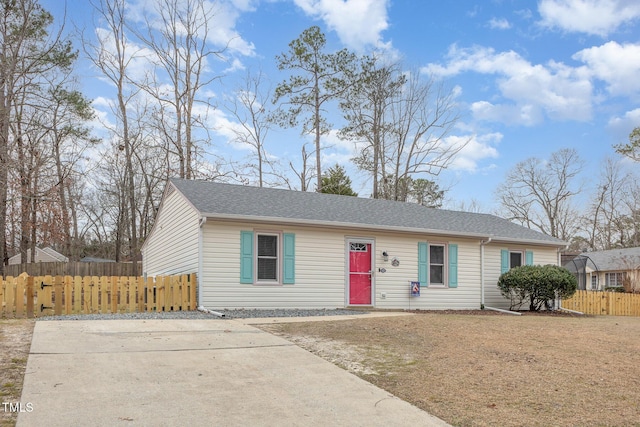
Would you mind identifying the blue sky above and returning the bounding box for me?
[42,0,640,211]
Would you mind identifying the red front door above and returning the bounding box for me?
[349,242,372,305]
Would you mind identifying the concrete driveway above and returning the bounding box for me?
[18,317,449,426]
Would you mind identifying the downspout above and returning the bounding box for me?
[198,217,206,310]
[480,237,492,309]
[481,237,521,315]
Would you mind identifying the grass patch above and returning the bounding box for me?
[261,313,640,427]
[0,319,35,427]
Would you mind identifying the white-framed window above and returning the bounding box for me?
[256,233,279,283]
[429,243,446,286]
[591,275,598,290]
[605,272,625,288]
[510,251,523,268]
[349,242,368,252]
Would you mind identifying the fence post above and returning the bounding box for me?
[0,277,4,318]
[110,277,118,314]
[15,275,25,318]
[64,276,72,315]
[26,276,34,318]
[146,277,154,312]
[129,277,137,313]
[137,277,145,313]
[73,276,82,314]
[54,276,63,315]
[4,276,15,318]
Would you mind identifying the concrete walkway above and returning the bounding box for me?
[18,314,450,426]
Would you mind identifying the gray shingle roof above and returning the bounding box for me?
[578,247,640,272]
[169,178,566,246]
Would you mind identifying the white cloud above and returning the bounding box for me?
[93,27,158,85]
[488,18,511,30]
[608,108,640,139]
[573,41,640,96]
[446,133,501,172]
[538,0,640,37]
[423,45,593,125]
[292,0,391,51]
[471,102,543,127]
[126,0,256,56]
[205,108,251,150]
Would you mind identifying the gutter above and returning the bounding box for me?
[201,212,493,240]
[200,213,568,247]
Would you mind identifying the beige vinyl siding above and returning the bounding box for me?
[483,244,560,309]
[373,236,482,310]
[142,189,200,276]
[195,215,563,310]
[201,221,347,309]
[200,222,490,310]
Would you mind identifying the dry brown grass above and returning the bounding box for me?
[260,312,640,427]
[0,319,35,427]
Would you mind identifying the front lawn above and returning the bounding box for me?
[261,312,640,426]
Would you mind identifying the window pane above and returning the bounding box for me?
[258,258,277,281]
[510,252,522,268]
[430,265,443,284]
[430,245,444,264]
[258,235,277,257]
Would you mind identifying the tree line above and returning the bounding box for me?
[496,137,640,251]
[1,0,637,276]
[0,0,462,273]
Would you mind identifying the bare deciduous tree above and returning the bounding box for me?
[342,59,466,201]
[496,148,584,240]
[86,0,143,262]
[224,69,275,187]
[134,0,225,180]
[583,158,631,250]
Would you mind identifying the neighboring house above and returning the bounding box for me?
[565,248,640,291]
[141,178,567,310]
[8,246,69,264]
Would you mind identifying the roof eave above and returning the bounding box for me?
[488,236,568,248]
[202,212,564,246]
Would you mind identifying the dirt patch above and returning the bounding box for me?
[0,319,35,427]
[260,313,640,427]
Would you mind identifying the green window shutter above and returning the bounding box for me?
[418,242,429,287]
[500,249,509,274]
[283,233,295,284]
[448,244,458,288]
[240,231,254,284]
[525,250,534,266]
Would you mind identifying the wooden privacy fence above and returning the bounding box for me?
[0,274,197,318]
[562,290,640,317]
[3,261,141,277]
